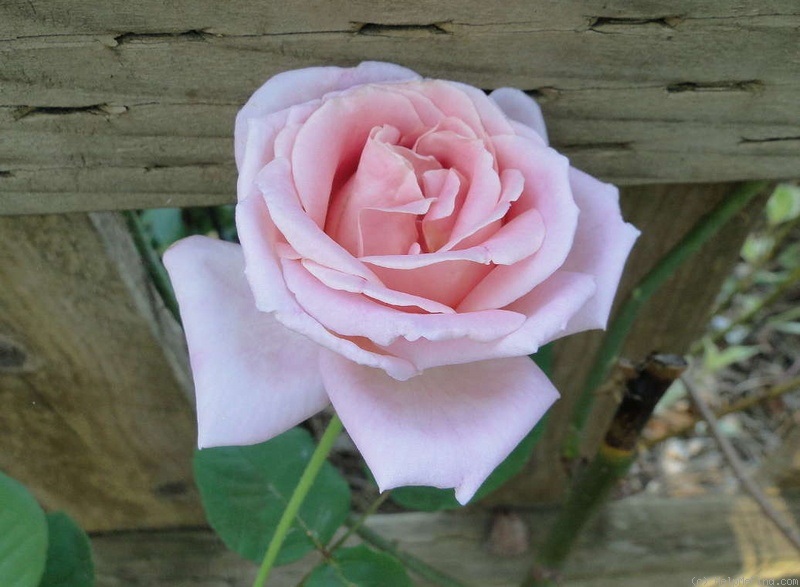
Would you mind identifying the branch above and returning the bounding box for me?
[682,376,800,554]
[643,373,800,448]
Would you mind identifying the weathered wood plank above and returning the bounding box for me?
[91,493,800,586]
[1,1,798,213]
[0,212,204,530]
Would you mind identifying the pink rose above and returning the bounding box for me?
[164,62,639,504]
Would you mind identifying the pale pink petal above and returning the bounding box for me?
[256,158,379,281]
[302,260,456,314]
[489,88,549,145]
[163,236,328,448]
[450,81,518,136]
[458,137,577,311]
[327,131,429,256]
[320,352,559,504]
[291,86,431,227]
[441,168,525,252]
[237,194,418,380]
[235,62,421,167]
[283,259,525,346]
[368,261,492,309]
[384,271,596,369]
[359,206,542,269]
[558,168,641,334]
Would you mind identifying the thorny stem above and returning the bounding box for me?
[525,355,687,586]
[252,414,344,587]
[564,181,769,459]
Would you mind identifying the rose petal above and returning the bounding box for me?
[302,260,456,314]
[291,86,431,227]
[383,271,596,369]
[489,88,549,145]
[320,351,559,504]
[163,236,328,448]
[457,136,577,311]
[283,259,525,346]
[235,62,421,167]
[558,168,641,334]
[237,194,418,380]
[256,158,379,281]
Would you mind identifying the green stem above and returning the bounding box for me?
[526,355,686,586]
[252,415,344,587]
[564,180,769,458]
[123,210,182,325]
[328,491,391,553]
[347,519,471,587]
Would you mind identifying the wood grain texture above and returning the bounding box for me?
[90,493,800,586]
[1,1,798,213]
[0,212,204,530]
[487,182,769,504]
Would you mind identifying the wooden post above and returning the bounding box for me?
[0,212,204,530]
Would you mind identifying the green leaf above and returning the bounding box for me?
[304,546,411,587]
[391,414,549,511]
[38,513,94,587]
[194,428,351,566]
[740,234,774,264]
[766,183,800,225]
[771,322,800,335]
[139,209,186,252]
[702,339,760,372]
[0,471,48,587]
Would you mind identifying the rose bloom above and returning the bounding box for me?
[165,62,639,504]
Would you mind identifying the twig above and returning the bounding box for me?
[564,181,770,459]
[643,373,800,448]
[525,355,687,586]
[682,375,800,554]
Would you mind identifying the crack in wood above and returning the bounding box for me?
[13,104,127,121]
[740,136,800,144]
[353,22,451,36]
[589,16,683,31]
[667,80,764,93]
[560,142,633,152]
[113,29,213,46]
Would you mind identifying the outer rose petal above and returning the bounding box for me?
[559,168,641,335]
[489,88,549,145]
[235,61,420,167]
[320,351,559,504]
[163,236,329,448]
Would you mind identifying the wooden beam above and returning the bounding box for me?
[90,492,800,585]
[1,1,798,213]
[0,212,204,530]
